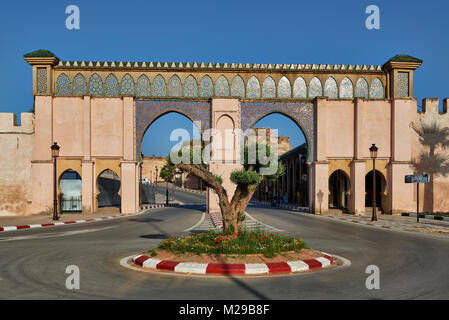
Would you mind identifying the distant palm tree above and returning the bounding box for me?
[410,119,449,211]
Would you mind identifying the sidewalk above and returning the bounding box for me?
[0,210,126,228]
[250,200,449,236]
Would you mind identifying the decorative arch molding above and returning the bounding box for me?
[120,74,135,95]
[339,77,353,99]
[355,77,369,98]
[370,78,384,99]
[105,74,119,96]
[199,75,214,97]
[89,73,103,96]
[56,73,71,96]
[152,74,167,97]
[293,77,307,98]
[136,74,151,97]
[167,75,182,97]
[246,76,261,98]
[184,75,198,97]
[215,75,230,97]
[240,101,314,162]
[262,76,276,98]
[135,99,211,161]
[324,77,338,98]
[72,73,87,96]
[309,77,322,98]
[231,75,245,97]
[277,76,291,98]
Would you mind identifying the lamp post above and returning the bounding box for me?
[369,144,378,222]
[51,142,60,221]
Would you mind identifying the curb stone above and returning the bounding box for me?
[131,252,334,275]
[0,204,170,233]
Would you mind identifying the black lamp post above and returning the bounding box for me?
[369,144,378,222]
[51,142,60,221]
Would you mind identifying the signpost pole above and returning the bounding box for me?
[417,182,420,223]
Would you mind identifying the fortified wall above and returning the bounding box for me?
[0,113,34,215]
[411,98,449,213]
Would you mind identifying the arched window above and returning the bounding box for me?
[89,73,103,96]
[231,75,245,97]
[184,75,198,97]
[277,76,292,98]
[246,76,260,98]
[120,74,135,95]
[72,73,87,96]
[262,76,276,98]
[339,77,353,99]
[370,78,384,99]
[167,75,182,97]
[324,77,338,98]
[152,74,167,97]
[309,77,322,98]
[215,75,230,96]
[104,74,119,96]
[56,73,71,96]
[355,78,369,99]
[293,77,307,98]
[199,75,214,97]
[136,74,151,97]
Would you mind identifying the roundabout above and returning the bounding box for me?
[125,251,337,276]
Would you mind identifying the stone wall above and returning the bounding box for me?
[0,113,34,215]
[411,98,449,213]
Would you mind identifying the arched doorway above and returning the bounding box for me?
[97,169,121,212]
[365,170,384,209]
[59,170,82,213]
[328,170,349,210]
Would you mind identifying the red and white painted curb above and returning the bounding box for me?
[0,204,168,233]
[132,252,334,275]
[209,211,223,229]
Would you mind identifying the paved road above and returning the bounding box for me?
[0,190,448,299]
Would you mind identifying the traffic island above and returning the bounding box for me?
[126,230,337,276]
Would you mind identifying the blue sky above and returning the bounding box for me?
[1,0,448,155]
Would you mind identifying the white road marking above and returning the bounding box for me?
[184,212,206,231]
[0,226,116,241]
[244,211,283,232]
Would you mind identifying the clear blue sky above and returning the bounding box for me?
[1,0,448,155]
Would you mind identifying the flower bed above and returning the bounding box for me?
[158,230,305,258]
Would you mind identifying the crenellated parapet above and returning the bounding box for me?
[0,113,34,134]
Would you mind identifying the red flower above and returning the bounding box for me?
[259,238,263,241]
[270,234,274,237]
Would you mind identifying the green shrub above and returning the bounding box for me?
[158,230,305,258]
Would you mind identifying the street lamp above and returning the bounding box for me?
[51,142,60,221]
[369,144,378,222]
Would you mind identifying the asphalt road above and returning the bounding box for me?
[0,189,448,300]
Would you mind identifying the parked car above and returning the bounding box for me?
[140,178,150,184]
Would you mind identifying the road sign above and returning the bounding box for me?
[405,174,429,223]
[405,174,430,184]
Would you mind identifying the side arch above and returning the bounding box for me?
[135,100,211,161]
[240,101,314,162]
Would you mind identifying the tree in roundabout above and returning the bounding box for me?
[150,141,312,260]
